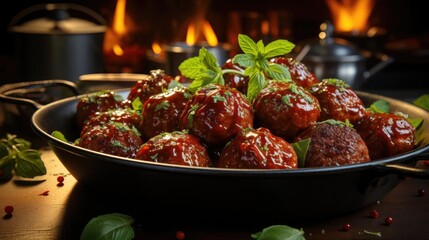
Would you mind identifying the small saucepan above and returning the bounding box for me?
[0,80,79,148]
[294,21,394,89]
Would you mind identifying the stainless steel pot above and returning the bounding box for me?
[9,3,107,83]
[295,21,393,89]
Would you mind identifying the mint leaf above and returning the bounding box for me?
[179,48,224,91]
[247,72,267,102]
[80,213,135,240]
[14,149,46,178]
[238,34,258,55]
[251,225,305,240]
[179,56,202,79]
[266,63,292,81]
[232,53,255,68]
[263,39,295,59]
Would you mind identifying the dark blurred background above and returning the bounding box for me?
[1,0,428,90]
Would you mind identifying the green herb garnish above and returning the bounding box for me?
[0,134,46,180]
[80,213,135,240]
[178,34,295,102]
[413,94,429,111]
[233,34,294,101]
[178,47,225,92]
[292,138,311,168]
[369,99,390,113]
[251,225,306,240]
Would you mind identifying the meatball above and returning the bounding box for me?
[135,131,211,167]
[254,81,321,141]
[81,108,142,136]
[218,127,298,169]
[222,58,249,95]
[308,78,366,125]
[270,57,319,89]
[355,112,416,160]
[294,120,370,167]
[75,90,130,129]
[179,84,254,147]
[127,69,173,105]
[76,122,143,158]
[141,86,192,140]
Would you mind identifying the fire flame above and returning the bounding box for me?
[103,0,129,56]
[186,19,219,46]
[325,0,375,32]
[152,42,162,55]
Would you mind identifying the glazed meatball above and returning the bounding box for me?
[270,57,319,89]
[294,120,370,167]
[179,84,254,147]
[141,86,192,140]
[355,112,416,160]
[81,108,142,136]
[218,127,298,169]
[308,78,366,125]
[222,58,249,95]
[254,81,321,141]
[135,131,211,167]
[75,90,130,129]
[76,122,143,158]
[127,69,174,105]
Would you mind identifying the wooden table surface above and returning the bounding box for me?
[1,148,429,240]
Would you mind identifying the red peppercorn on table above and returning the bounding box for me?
[1,148,428,240]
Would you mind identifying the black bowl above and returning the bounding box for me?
[31,90,429,220]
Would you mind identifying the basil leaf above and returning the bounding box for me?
[0,156,14,180]
[14,149,46,178]
[238,34,258,55]
[413,94,429,111]
[9,134,31,151]
[80,213,135,240]
[263,39,295,59]
[52,131,69,143]
[0,144,8,159]
[408,118,424,130]
[369,99,390,113]
[292,138,311,168]
[251,225,305,240]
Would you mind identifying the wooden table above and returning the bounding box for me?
[1,148,429,240]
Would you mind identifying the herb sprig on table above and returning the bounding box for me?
[0,134,46,180]
[179,33,295,102]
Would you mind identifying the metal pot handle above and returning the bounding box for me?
[8,3,106,29]
[0,80,80,109]
[376,152,429,179]
[363,52,394,80]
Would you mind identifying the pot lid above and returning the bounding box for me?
[10,3,106,34]
[295,21,363,59]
